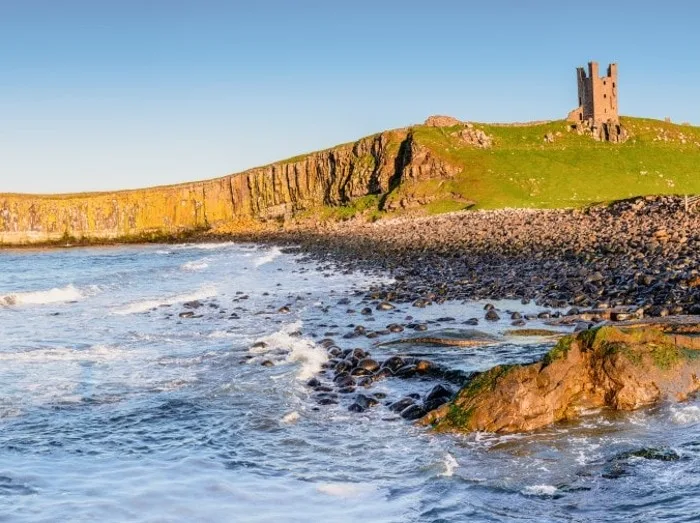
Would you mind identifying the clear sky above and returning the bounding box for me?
[1,0,698,194]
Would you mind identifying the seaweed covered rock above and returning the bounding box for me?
[421,319,700,434]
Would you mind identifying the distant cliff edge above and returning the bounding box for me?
[2,116,700,245]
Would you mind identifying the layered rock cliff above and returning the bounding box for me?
[2,128,455,245]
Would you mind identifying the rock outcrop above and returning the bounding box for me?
[421,319,700,434]
[0,129,418,244]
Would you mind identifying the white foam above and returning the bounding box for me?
[0,284,85,306]
[207,330,237,339]
[181,259,209,271]
[438,453,459,477]
[316,483,375,498]
[670,405,700,424]
[281,411,300,424]
[250,321,327,380]
[173,242,236,251]
[0,344,126,363]
[253,246,283,267]
[113,285,217,315]
[522,485,558,497]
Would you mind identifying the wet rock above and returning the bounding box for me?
[183,300,203,309]
[389,397,415,413]
[400,404,427,420]
[306,378,321,388]
[376,301,395,311]
[357,358,380,372]
[423,321,700,434]
[354,393,378,410]
[381,356,405,373]
[485,310,500,321]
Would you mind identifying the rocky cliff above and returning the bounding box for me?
[1,129,442,245]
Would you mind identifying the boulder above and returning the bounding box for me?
[421,319,700,434]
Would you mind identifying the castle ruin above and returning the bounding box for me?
[568,61,627,142]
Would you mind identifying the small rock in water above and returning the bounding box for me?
[485,310,500,321]
[376,301,395,311]
[400,404,426,420]
[389,397,415,413]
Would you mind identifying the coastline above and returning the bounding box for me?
[221,195,700,318]
[3,195,698,320]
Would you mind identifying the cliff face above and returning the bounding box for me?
[0,129,441,245]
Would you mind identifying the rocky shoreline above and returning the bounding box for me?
[223,195,700,319]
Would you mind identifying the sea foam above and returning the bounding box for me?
[522,485,558,497]
[671,404,700,424]
[181,259,209,271]
[0,284,85,306]
[250,321,327,380]
[439,453,459,477]
[316,483,376,498]
[173,242,236,251]
[113,285,217,315]
[253,246,283,267]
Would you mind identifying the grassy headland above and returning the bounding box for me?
[377,117,700,214]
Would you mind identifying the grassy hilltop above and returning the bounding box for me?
[2,116,699,245]
[309,116,700,220]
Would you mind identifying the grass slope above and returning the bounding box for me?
[386,117,700,212]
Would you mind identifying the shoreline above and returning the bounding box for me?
[3,195,698,319]
[222,195,700,318]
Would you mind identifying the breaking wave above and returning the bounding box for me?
[113,285,217,315]
[249,321,327,380]
[0,284,86,307]
[173,242,236,251]
[253,246,283,267]
[181,259,209,271]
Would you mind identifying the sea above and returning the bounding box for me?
[0,242,698,522]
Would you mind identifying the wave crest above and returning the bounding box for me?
[1,284,85,306]
[113,286,217,315]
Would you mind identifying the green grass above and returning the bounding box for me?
[543,335,574,366]
[384,117,700,211]
[297,194,384,222]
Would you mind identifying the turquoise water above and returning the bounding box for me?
[0,243,699,522]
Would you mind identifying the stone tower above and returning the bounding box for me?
[568,62,618,125]
[568,61,626,142]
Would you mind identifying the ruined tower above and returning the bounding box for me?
[568,61,625,142]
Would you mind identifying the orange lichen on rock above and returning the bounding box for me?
[422,320,700,434]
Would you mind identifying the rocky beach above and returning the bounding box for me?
[230,195,700,319]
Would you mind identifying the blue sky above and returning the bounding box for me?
[1,0,698,193]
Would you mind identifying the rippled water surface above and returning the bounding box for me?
[1,243,699,522]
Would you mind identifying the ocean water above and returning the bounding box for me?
[0,243,699,522]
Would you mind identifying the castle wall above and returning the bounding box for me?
[573,61,618,125]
